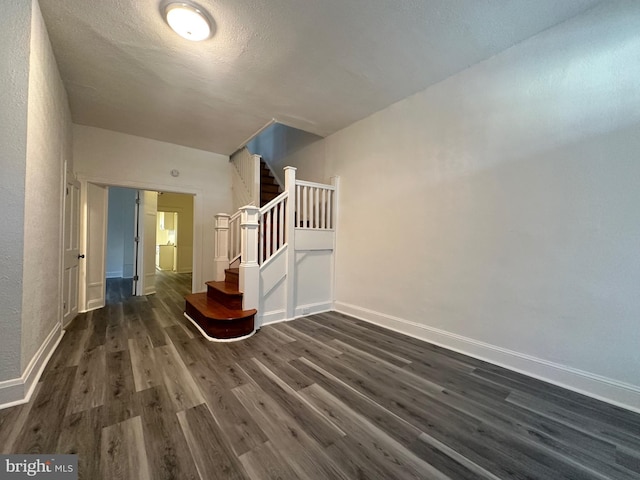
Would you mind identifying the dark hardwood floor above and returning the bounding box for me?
[1,271,639,479]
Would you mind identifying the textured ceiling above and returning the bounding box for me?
[39,0,602,155]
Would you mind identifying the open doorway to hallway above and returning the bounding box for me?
[105,187,136,302]
[104,187,195,304]
[156,192,195,275]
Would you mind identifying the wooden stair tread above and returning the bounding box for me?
[185,293,256,321]
[206,281,242,296]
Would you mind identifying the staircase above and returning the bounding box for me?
[186,162,337,341]
[184,267,257,341]
[185,155,280,341]
[260,160,281,206]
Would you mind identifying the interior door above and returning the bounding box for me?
[134,190,157,296]
[62,175,81,326]
[82,182,108,311]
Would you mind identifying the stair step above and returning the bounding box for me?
[261,183,280,194]
[185,293,256,340]
[206,281,243,310]
[225,268,239,285]
[261,191,280,204]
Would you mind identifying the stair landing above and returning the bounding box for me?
[184,268,256,341]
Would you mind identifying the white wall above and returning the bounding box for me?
[21,0,73,374]
[73,125,231,291]
[0,0,31,384]
[294,1,640,410]
[0,0,73,404]
[106,187,136,278]
[247,123,326,184]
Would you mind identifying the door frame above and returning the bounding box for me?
[77,175,201,311]
[157,206,190,273]
[62,169,81,327]
[133,190,158,296]
[79,181,108,312]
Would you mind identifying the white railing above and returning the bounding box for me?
[231,148,260,210]
[295,180,335,229]
[214,166,339,314]
[259,192,288,264]
[229,210,242,264]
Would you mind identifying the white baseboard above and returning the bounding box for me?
[0,323,64,410]
[259,302,332,328]
[295,301,332,318]
[335,301,640,414]
[260,309,287,326]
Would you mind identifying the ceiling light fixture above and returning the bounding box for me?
[162,2,213,41]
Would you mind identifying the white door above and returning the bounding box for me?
[134,190,157,296]
[81,182,108,311]
[62,175,81,326]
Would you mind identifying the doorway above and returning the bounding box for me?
[80,180,198,312]
[62,173,81,327]
[100,187,195,306]
[156,192,195,275]
[104,187,157,299]
[105,187,136,303]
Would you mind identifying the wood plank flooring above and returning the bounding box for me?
[1,271,640,479]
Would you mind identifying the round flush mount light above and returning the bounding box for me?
[163,2,213,41]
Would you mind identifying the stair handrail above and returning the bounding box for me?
[215,165,339,317]
[259,191,288,213]
[259,191,289,265]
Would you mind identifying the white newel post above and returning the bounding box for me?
[284,166,297,319]
[213,214,230,282]
[239,205,260,311]
[330,175,340,308]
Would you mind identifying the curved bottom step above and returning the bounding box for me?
[184,293,256,341]
[184,313,256,343]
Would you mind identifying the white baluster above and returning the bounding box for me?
[295,185,302,227]
[320,189,326,229]
[266,209,272,260]
[272,205,276,253]
[259,220,264,265]
[302,186,308,228]
[279,200,285,247]
[233,219,238,258]
[314,187,319,228]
